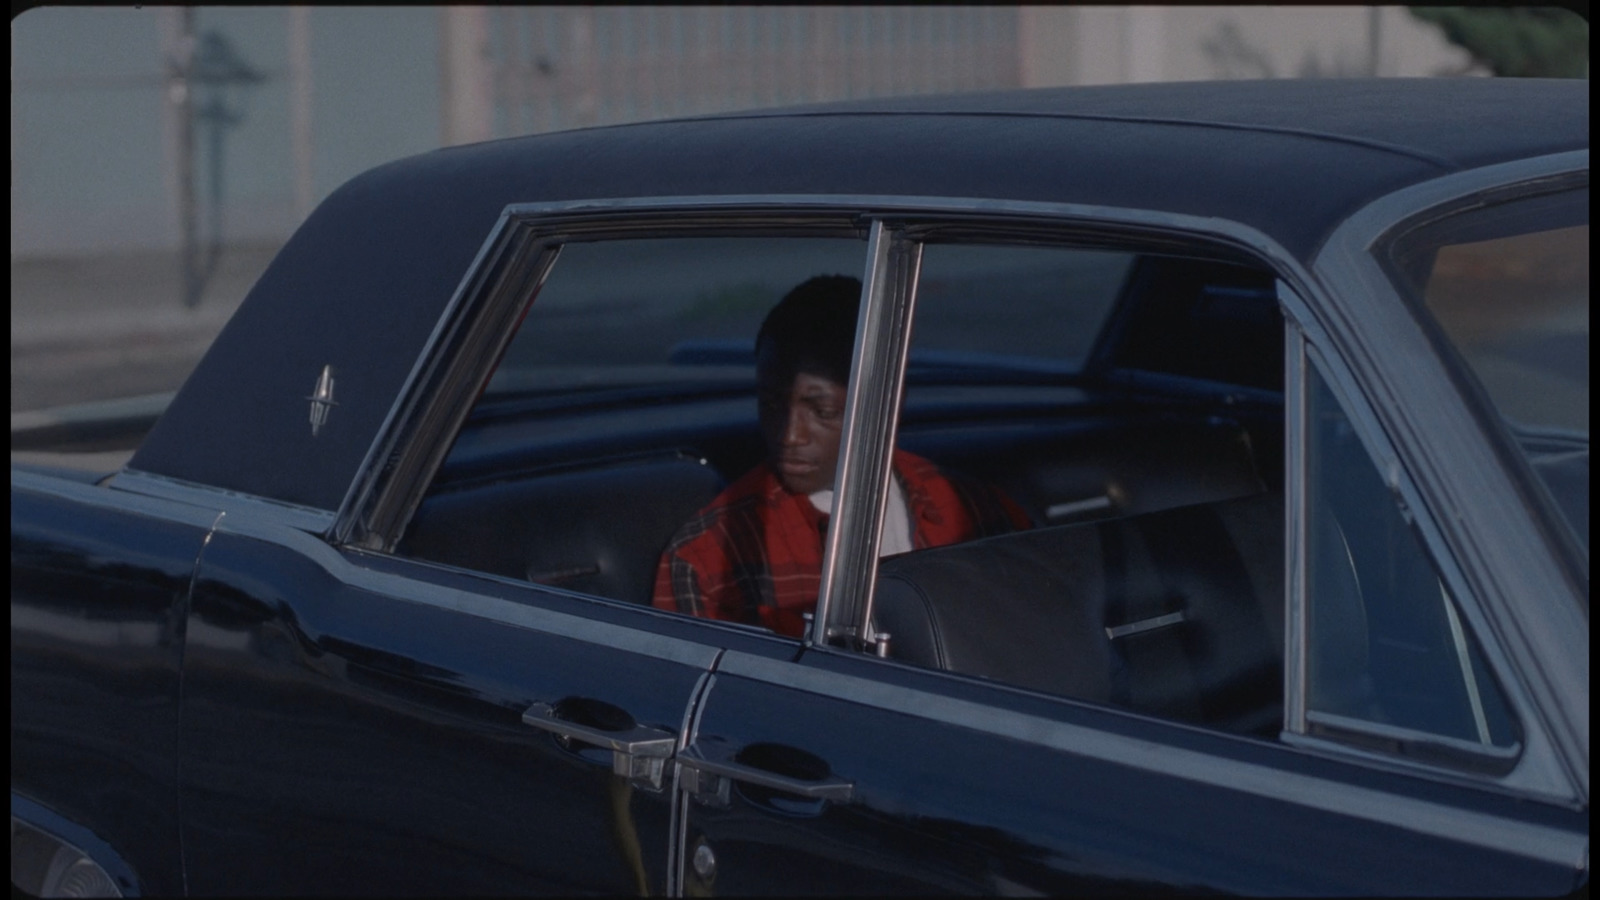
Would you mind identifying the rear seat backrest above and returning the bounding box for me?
[399,453,725,603]
[876,490,1283,734]
[908,418,1267,528]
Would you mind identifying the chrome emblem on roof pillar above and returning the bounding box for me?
[307,365,338,437]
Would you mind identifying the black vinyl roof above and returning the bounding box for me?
[131,78,1588,512]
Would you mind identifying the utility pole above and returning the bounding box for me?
[1369,7,1383,77]
[167,14,263,309]
[170,9,200,308]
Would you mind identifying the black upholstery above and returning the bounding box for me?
[399,453,724,603]
[876,490,1284,734]
[909,418,1267,528]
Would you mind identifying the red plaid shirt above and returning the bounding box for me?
[653,450,1029,637]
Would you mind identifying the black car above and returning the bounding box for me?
[11,78,1588,896]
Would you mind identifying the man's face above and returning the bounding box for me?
[757,347,847,496]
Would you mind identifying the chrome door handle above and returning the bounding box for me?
[522,702,678,756]
[678,744,855,802]
[523,701,677,789]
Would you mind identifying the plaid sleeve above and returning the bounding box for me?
[651,541,700,615]
[652,498,765,624]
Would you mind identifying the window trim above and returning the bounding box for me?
[1279,301,1572,801]
[813,221,920,649]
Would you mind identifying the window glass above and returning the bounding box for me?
[910,243,1131,374]
[1304,362,1517,750]
[1382,188,1588,552]
[871,241,1286,739]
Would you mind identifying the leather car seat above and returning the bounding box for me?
[876,490,1284,734]
[399,453,725,603]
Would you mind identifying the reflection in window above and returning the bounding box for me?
[1305,363,1517,751]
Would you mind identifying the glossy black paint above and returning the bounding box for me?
[699,649,1582,896]
[10,479,211,897]
[181,535,671,893]
[174,523,795,895]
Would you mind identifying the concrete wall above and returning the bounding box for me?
[1018,6,1481,87]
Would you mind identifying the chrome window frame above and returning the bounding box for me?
[335,207,873,553]
[1373,176,1590,579]
[812,221,923,649]
[1281,329,1540,779]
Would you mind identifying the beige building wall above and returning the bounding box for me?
[1020,6,1483,88]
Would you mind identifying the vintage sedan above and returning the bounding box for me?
[11,77,1588,896]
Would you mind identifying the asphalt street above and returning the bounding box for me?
[10,244,280,413]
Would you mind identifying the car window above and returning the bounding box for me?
[396,233,868,608]
[1382,187,1588,552]
[871,238,1288,739]
[485,236,866,400]
[909,242,1130,375]
[868,235,1521,761]
[1303,361,1519,757]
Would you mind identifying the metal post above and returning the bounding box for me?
[172,8,200,308]
[1368,6,1383,77]
[288,7,314,221]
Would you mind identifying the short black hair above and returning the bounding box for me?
[755,275,861,386]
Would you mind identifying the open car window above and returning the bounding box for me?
[481,235,867,403]
[398,232,868,606]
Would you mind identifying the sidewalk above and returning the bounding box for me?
[10,243,282,412]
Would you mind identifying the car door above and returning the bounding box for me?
[673,216,1588,895]
[178,504,776,895]
[176,212,875,895]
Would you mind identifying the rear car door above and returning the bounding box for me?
[673,213,1588,895]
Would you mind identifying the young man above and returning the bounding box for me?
[652,275,1029,638]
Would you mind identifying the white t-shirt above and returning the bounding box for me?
[809,477,914,557]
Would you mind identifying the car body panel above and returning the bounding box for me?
[682,649,1584,895]
[174,510,797,895]
[10,471,219,897]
